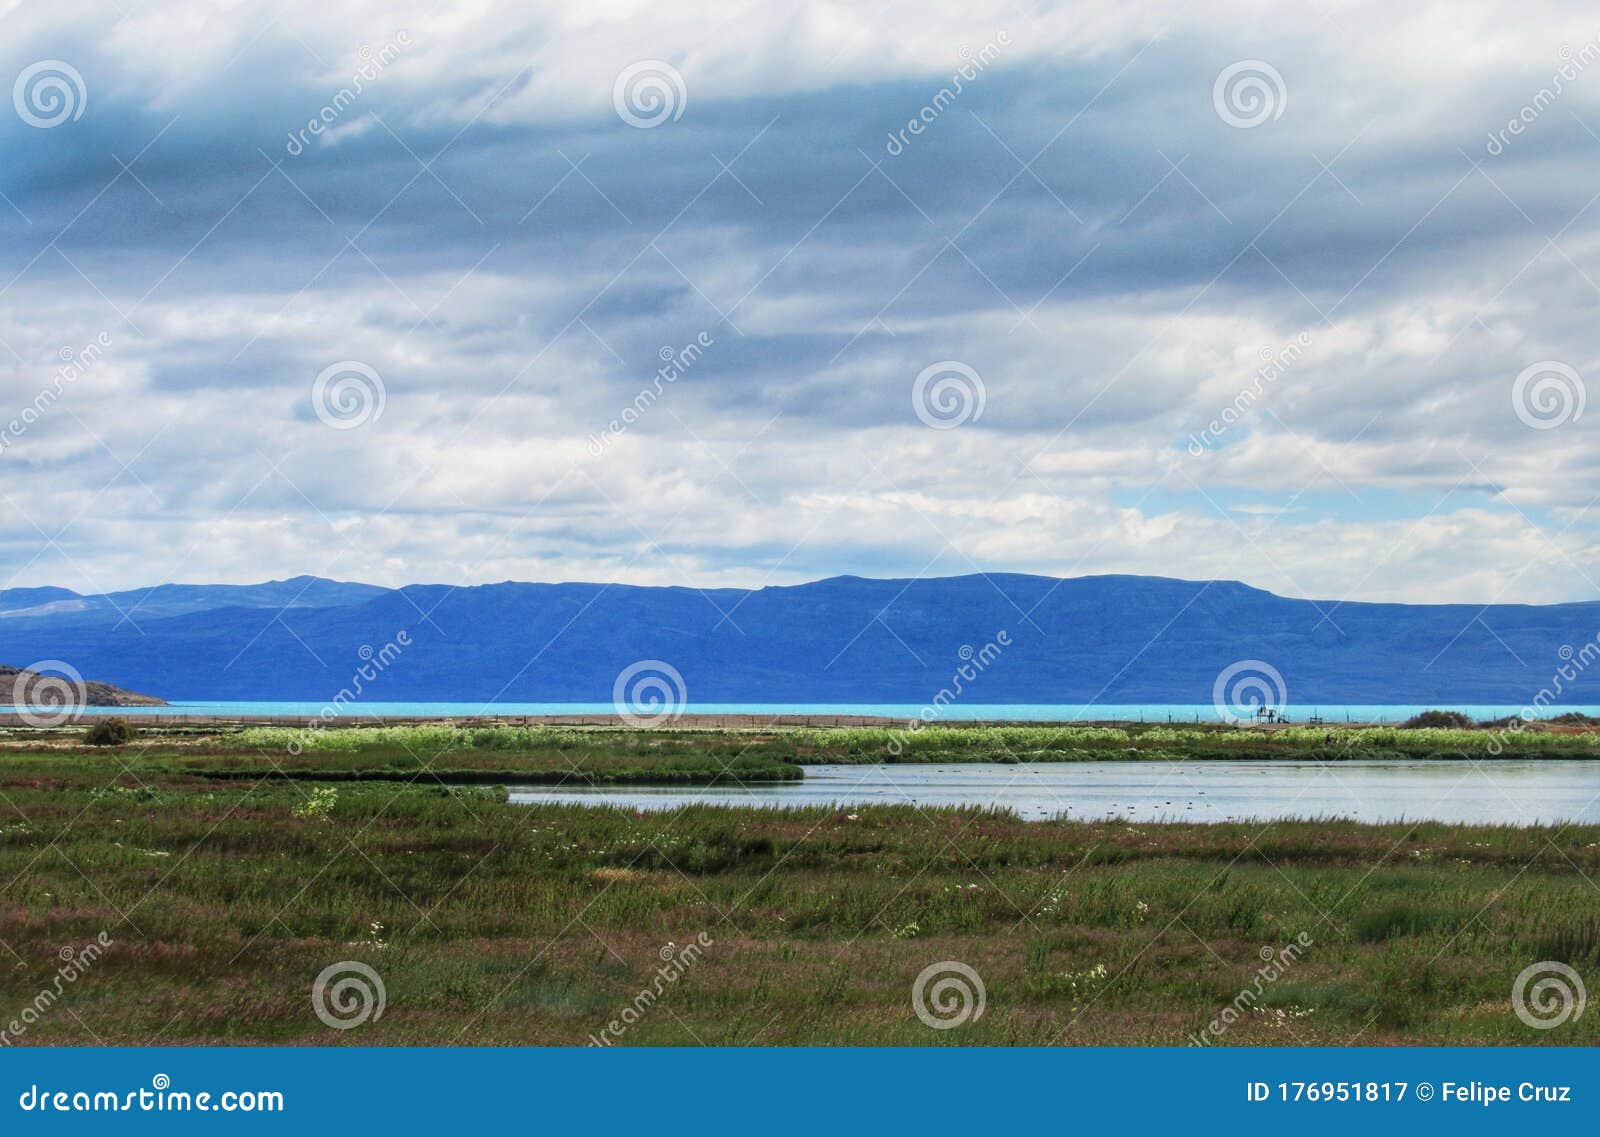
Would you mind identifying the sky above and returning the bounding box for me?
[2,0,1599,604]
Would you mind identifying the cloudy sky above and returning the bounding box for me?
[2,0,1599,604]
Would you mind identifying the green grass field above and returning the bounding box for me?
[0,720,1596,1046]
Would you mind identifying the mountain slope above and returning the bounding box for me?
[0,664,166,707]
[0,573,1594,705]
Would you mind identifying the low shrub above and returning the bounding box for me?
[1400,710,1473,729]
[1352,901,1443,942]
[84,717,136,747]
[1549,712,1600,726]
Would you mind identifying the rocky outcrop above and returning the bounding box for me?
[0,665,166,708]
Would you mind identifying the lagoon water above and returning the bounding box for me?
[24,701,1600,722]
[508,759,1600,825]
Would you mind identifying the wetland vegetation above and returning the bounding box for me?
[0,718,1595,1045]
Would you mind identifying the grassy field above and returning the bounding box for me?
[0,720,1597,1046]
[31,716,1597,766]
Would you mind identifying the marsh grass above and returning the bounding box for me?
[0,724,1597,1046]
[160,719,1600,771]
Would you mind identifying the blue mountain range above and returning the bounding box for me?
[1,573,1595,705]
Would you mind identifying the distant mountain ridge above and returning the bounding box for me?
[0,576,388,623]
[0,573,1595,705]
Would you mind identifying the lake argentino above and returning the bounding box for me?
[34,701,1600,722]
[509,759,1600,825]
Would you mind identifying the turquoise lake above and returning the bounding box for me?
[19,701,1600,722]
